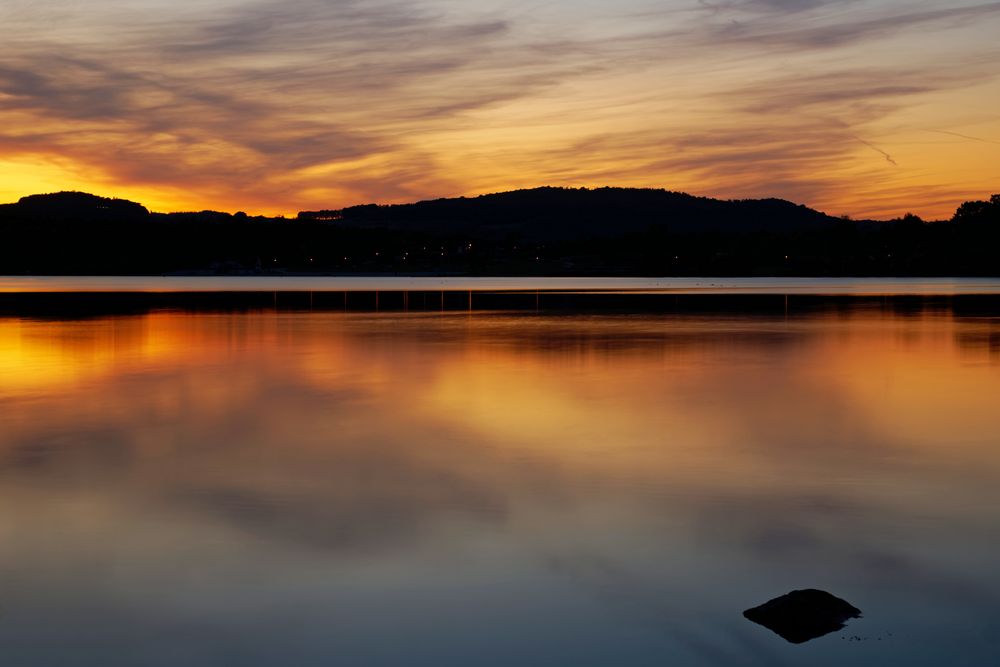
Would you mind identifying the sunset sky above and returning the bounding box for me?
[2,0,998,219]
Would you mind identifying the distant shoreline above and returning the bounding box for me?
[4,189,997,277]
[4,275,1000,295]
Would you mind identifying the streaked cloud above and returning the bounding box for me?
[693,1,1000,50]
[0,0,997,218]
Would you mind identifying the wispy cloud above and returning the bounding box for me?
[0,0,998,217]
[1,1,556,207]
[690,0,1000,50]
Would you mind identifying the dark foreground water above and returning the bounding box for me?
[1,287,1000,665]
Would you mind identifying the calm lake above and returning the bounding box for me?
[1,279,999,665]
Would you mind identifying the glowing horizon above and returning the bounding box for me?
[3,0,999,220]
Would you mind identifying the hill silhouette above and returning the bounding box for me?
[0,188,997,275]
[7,192,150,222]
[298,187,838,239]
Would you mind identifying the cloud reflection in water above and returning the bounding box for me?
[0,306,999,664]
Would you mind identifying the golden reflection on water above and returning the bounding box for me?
[1,305,1000,665]
[4,308,999,457]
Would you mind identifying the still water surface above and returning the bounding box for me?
[4,275,1000,294]
[1,296,1000,665]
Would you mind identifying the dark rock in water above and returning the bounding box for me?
[743,589,862,644]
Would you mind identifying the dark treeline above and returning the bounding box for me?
[0,187,997,275]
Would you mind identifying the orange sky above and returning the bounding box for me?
[2,0,999,219]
